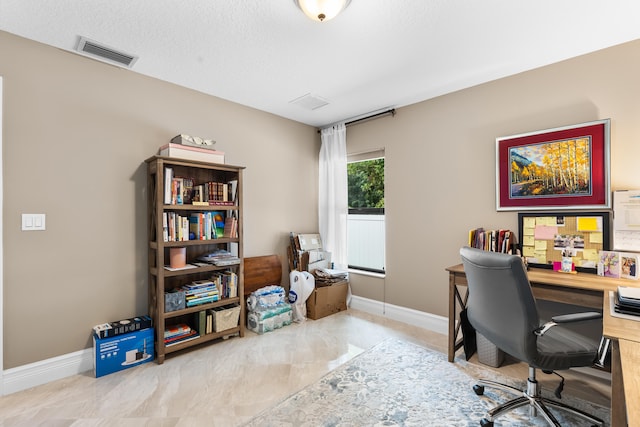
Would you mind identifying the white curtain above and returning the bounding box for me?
[319,123,348,270]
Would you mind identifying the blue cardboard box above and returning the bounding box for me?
[93,328,154,377]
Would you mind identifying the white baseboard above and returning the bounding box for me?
[349,295,448,336]
[3,348,93,395]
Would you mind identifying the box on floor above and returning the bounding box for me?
[306,280,348,320]
[93,328,154,377]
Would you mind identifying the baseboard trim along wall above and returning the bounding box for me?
[349,295,448,336]
[3,348,93,395]
[2,296,445,395]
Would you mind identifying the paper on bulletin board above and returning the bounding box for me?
[613,190,640,252]
[576,217,602,232]
[534,225,558,240]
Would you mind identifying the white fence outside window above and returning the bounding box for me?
[347,214,385,271]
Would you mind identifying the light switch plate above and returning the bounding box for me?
[22,213,46,231]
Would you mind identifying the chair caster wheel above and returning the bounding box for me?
[480,419,494,427]
[473,384,485,396]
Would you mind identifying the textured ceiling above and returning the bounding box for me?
[1,1,640,128]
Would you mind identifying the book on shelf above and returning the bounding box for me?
[195,310,207,336]
[206,311,213,334]
[164,167,173,204]
[163,264,197,272]
[186,289,219,300]
[159,143,225,164]
[165,331,200,346]
[172,178,183,205]
[223,216,238,238]
[212,211,225,239]
[185,280,216,290]
[164,323,192,339]
[229,179,238,203]
[212,270,238,298]
[180,177,194,204]
[186,296,219,307]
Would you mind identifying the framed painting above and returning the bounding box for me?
[496,119,611,211]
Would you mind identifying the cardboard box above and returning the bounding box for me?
[306,280,348,320]
[93,328,154,378]
[297,233,323,251]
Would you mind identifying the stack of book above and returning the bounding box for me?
[223,216,238,238]
[164,324,199,347]
[614,286,640,316]
[184,280,220,307]
[198,249,241,266]
[468,228,516,253]
[212,271,238,299]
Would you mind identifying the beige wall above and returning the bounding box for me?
[0,31,320,369]
[348,39,640,316]
[3,29,640,370]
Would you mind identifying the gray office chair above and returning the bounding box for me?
[459,246,604,427]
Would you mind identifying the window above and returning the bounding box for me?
[347,150,385,273]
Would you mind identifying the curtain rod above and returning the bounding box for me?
[317,108,396,133]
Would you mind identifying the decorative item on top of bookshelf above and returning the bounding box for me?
[171,134,217,150]
[517,211,610,274]
[496,119,611,211]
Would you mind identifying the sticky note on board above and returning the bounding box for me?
[577,217,601,232]
[523,236,535,246]
[523,246,535,257]
[538,217,557,226]
[533,251,547,264]
[590,232,603,244]
[534,225,558,240]
[524,227,535,236]
[583,248,599,261]
[535,240,547,250]
[524,218,536,228]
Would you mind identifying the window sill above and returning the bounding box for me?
[348,268,385,279]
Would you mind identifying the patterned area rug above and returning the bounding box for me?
[244,339,609,426]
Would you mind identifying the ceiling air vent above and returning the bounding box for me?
[289,93,330,111]
[76,36,138,68]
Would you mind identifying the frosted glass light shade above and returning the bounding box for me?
[294,0,352,22]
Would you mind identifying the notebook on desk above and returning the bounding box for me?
[610,290,640,321]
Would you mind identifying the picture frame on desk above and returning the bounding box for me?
[517,210,611,274]
[496,119,611,211]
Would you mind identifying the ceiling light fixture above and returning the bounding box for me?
[294,0,351,22]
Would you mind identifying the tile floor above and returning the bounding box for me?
[0,309,610,426]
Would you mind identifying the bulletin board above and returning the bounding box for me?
[517,211,611,274]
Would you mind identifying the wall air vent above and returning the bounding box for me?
[289,93,330,111]
[76,36,138,68]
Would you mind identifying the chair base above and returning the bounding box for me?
[473,367,604,427]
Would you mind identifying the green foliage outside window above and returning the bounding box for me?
[348,158,384,208]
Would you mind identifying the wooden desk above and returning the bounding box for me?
[603,291,640,427]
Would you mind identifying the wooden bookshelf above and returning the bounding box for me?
[146,155,245,363]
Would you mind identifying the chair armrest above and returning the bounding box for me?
[551,311,602,323]
[535,311,602,336]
